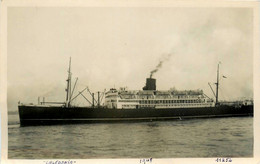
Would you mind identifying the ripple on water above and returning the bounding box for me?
[8,116,253,158]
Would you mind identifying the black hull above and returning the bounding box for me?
[18,105,253,126]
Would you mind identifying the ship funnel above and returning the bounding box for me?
[143,78,156,90]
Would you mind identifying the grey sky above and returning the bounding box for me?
[7,7,253,110]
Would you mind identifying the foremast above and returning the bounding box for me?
[65,57,72,107]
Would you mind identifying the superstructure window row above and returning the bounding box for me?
[139,99,205,104]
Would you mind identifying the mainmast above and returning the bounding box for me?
[65,57,72,107]
[215,62,220,106]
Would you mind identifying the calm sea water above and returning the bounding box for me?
[8,114,253,159]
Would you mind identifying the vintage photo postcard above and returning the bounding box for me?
[1,0,260,164]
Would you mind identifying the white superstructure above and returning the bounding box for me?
[104,87,214,109]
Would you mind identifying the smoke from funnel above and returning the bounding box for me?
[150,53,172,78]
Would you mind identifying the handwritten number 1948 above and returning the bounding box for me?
[140,158,152,164]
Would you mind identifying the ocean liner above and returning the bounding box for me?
[18,59,253,126]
